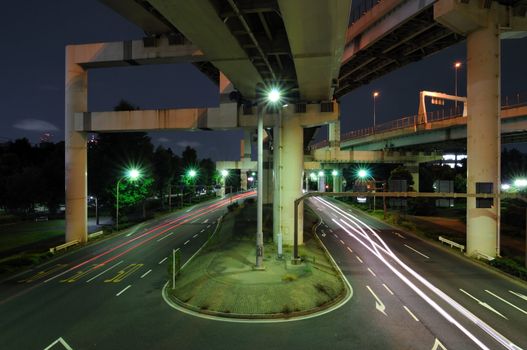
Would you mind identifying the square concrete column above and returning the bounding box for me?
[65,46,88,243]
[318,173,326,192]
[280,109,304,246]
[262,147,273,205]
[466,18,500,257]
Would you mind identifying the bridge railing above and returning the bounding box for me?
[349,0,382,24]
[502,92,527,109]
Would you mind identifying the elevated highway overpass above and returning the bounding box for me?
[65,0,527,258]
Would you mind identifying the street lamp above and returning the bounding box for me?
[454,61,462,110]
[186,169,198,203]
[254,86,283,268]
[220,169,229,196]
[373,91,379,132]
[116,168,141,231]
[89,195,98,225]
[356,168,384,215]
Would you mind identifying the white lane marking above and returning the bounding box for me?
[509,290,527,302]
[355,256,363,264]
[116,285,132,297]
[346,246,353,253]
[321,229,326,235]
[321,233,326,237]
[184,240,190,245]
[394,231,406,239]
[404,244,430,259]
[459,289,508,319]
[44,337,74,350]
[86,261,124,283]
[207,225,211,229]
[185,207,193,212]
[203,219,209,223]
[382,283,394,295]
[158,257,168,264]
[329,229,333,233]
[140,269,152,279]
[367,268,377,277]
[190,218,200,224]
[403,305,420,322]
[200,229,205,233]
[486,290,527,315]
[315,197,512,350]
[339,239,345,245]
[366,285,386,316]
[157,232,176,242]
[193,234,198,238]
[431,338,448,350]
[333,234,338,239]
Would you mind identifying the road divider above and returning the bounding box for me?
[88,230,104,240]
[49,240,79,254]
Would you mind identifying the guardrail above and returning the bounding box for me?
[473,250,495,262]
[88,230,104,240]
[438,236,465,252]
[49,240,79,254]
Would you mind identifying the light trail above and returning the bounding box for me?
[313,197,522,350]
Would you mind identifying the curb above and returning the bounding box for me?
[162,210,353,323]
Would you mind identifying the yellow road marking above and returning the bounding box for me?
[60,265,99,283]
[18,264,68,283]
[104,264,143,283]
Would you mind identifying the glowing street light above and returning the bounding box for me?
[454,61,462,109]
[373,91,380,132]
[332,170,338,177]
[116,168,142,231]
[318,170,325,177]
[514,178,527,188]
[220,169,229,178]
[187,169,197,178]
[357,169,369,179]
[267,88,281,103]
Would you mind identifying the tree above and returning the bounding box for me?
[389,165,414,191]
[182,146,198,169]
[199,158,216,186]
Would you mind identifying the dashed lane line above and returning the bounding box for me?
[382,284,394,295]
[184,240,190,245]
[140,269,152,279]
[339,240,345,245]
[193,234,198,238]
[403,305,420,322]
[346,246,353,253]
[485,290,527,315]
[404,244,430,259]
[116,285,132,297]
[356,256,363,264]
[158,257,168,264]
[367,268,377,277]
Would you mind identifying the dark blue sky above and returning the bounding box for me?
[1,0,526,160]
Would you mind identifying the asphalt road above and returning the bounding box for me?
[0,194,526,350]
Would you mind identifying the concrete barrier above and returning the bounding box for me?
[438,236,465,252]
[88,230,104,240]
[49,240,79,254]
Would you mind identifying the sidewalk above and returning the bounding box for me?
[166,203,349,318]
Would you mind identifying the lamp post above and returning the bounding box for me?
[220,169,228,197]
[454,61,461,110]
[116,168,141,231]
[357,168,381,214]
[332,169,339,192]
[255,86,282,269]
[89,195,98,225]
[187,169,197,203]
[373,91,379,133]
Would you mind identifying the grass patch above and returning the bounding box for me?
[0,220,65,255]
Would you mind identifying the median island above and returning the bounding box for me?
[164,199,350,319]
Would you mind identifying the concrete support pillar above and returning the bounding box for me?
[280,112,304,246]
[333,175,343,193]
[329,121,341,148]
[466,18,500,257]
[262,147,273,205]
[242,129,252,160]
[240,172,248,191]
[65,46,88,243]
[318,173,326,192]
[405,163,420,192]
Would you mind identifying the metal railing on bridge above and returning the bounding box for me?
[307,92,527,147]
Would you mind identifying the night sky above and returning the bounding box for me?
[1,0,527,160]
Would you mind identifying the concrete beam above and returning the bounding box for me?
[216,160,257,171]
[69,38,206,69]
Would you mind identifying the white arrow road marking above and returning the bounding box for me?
[431,338,447,350]
[403,305,419,322]
[366,285,386,316]
[404,244,430,259]
[116,285,131,297]
[509,290,527,302]
[44,337,74,350]
[321,229,325,235]
[459,289,508,319]
[321,233,326,237]
[486,290,527,315]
